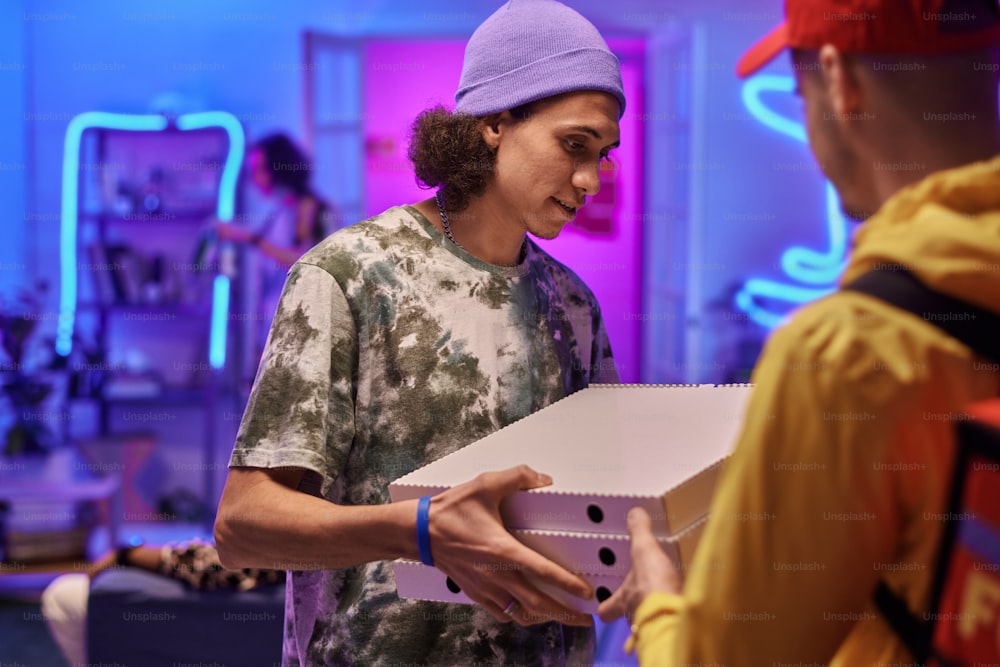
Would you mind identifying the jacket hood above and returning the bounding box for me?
[841,154,1000,314]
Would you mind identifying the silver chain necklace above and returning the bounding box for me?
[435,191,526,267]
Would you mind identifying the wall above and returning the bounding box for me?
[633,4,832,383]
[691,7,833,381]
[0,0,29,296]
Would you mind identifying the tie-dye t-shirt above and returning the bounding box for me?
[229,205,619,666]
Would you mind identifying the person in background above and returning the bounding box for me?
[598,1,1000,665]
[216,132,334,267]
[42,541,284,666]
[212,132,335,360]
[214,0,624,664]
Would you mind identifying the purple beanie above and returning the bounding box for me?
[455,0,626,118]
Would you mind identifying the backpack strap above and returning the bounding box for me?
[871,580,933,663]
[843,268,1000,665]
[844,269,1000,364]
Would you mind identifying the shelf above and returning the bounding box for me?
[77,301,211,315]
[0,450,120,501]
[79,209,217,223]
[100,386,213,405]
[65,119,243,523]
[69,387,212,404]
[0,558,97,576]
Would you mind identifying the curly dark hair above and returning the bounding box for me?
[254,133,315,197]
[407,104,533,213]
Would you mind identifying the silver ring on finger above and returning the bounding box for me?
[502,599,518,617]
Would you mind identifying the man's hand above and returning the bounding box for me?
[597,507,682,622]
[428,464,594,627]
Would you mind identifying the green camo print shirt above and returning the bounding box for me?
[230,205,619,666]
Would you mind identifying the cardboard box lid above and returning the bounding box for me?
[390,384,752,536]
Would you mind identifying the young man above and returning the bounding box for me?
[213,133,335,360]
[214,1,624,664]
[598,1,1000,665]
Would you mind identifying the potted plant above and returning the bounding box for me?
[0,282,61,458]
[0,283,113,563]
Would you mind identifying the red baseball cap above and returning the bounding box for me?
[736,0,1000,77]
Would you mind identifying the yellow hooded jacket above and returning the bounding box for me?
[632,156,1000,666]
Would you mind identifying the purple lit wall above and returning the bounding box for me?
[363,38,646,382]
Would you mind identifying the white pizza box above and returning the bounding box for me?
[390,384,751,537]
[393,558,623,615]
[513,515,707,578]
[393,517,706,614]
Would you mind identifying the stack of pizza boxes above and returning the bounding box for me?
[389,384,752,613]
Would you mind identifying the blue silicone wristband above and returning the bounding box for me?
[416,496,434,567]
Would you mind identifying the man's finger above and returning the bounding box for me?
[479,464,553,497]
[451,578,518,625]
[627,506,654,536]
[479,597,516,624]
[513,600,594,627]
[596,586,628,622]
[627,507,662,555]
[509,539,593,600]
[508,573,594,627]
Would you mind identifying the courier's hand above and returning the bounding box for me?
[597,507,681,622]
[428,464,594,627]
